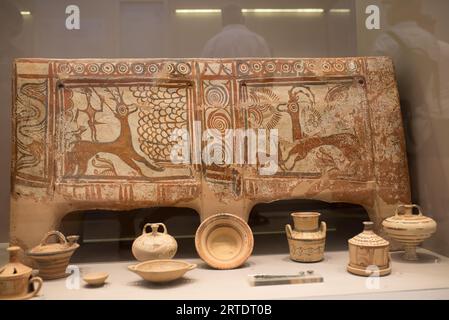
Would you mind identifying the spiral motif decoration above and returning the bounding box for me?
[207,110,231,135]
[165,63,175,74]
[264,61,277,73]
[101,63,115,74]
[58,63,71,74]
[204,85,229,108]
[148,64,159,74]
[132,63,145,74]
[281,63,291,73]
[117,62,129,74]
[73,63,85,75]
[288,102,299,113]
[176,62,191,75]
[333,61,345,72]
[52,59,365,77]
[238,62,250,74]
[251,62,263,73]
[321,62,332,73]
[117,105,128,116]
[87,63,100,74]
[293,61,304,73]
[307,62,316,72]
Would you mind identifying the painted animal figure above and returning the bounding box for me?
[10,58,410,258]
[66,87,163,175]
[276,85,360,170]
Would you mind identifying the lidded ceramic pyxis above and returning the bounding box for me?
[132,223,177,261]
[347,221,391,277]
[382,204,437,261]
[0,246,43,300]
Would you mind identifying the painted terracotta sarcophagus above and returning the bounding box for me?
[10,57,410,251]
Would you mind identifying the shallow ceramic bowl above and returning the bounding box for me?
[83,272,109,286]
[195,213,254,269]
[128,260,196,283]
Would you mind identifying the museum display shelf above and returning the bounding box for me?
[1,247,448,300]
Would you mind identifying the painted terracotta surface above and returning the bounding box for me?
[10,57,411,250]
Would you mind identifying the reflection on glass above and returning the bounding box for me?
[0,0,24,239]
[201,4,271,58]
[372,0,449,254]
[0,0,23,89]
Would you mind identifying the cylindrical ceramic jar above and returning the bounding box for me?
[132,223,178,261]
[0,247,43,300]
[347,221,391,277]
[382,204,437,261]
[285,212,326,262]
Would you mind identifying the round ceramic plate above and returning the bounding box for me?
[195,213,254,269]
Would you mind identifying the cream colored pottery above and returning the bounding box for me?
[27,231,80,280]
[132,223,177,261]
[195,213,254,270]
[0,247,43,300]
[286,212,326,262]
[83,272,109,286]
[128,260,196,283]
[382,204,437,261]
[347,222,391,276]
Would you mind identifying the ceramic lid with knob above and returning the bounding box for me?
[348,222,389,247]
[0,246,32,280]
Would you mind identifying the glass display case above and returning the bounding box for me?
[0,0,448,300]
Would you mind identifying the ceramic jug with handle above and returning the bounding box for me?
[382,204,437,260]
[132,223,178,261]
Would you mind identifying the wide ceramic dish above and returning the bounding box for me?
[128,260,196,283]
[195,213,254,269]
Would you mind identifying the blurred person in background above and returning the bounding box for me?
[0,0,23,241]
[202,4,271,58]
[373,0,449,254]
[0,0,23,93]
